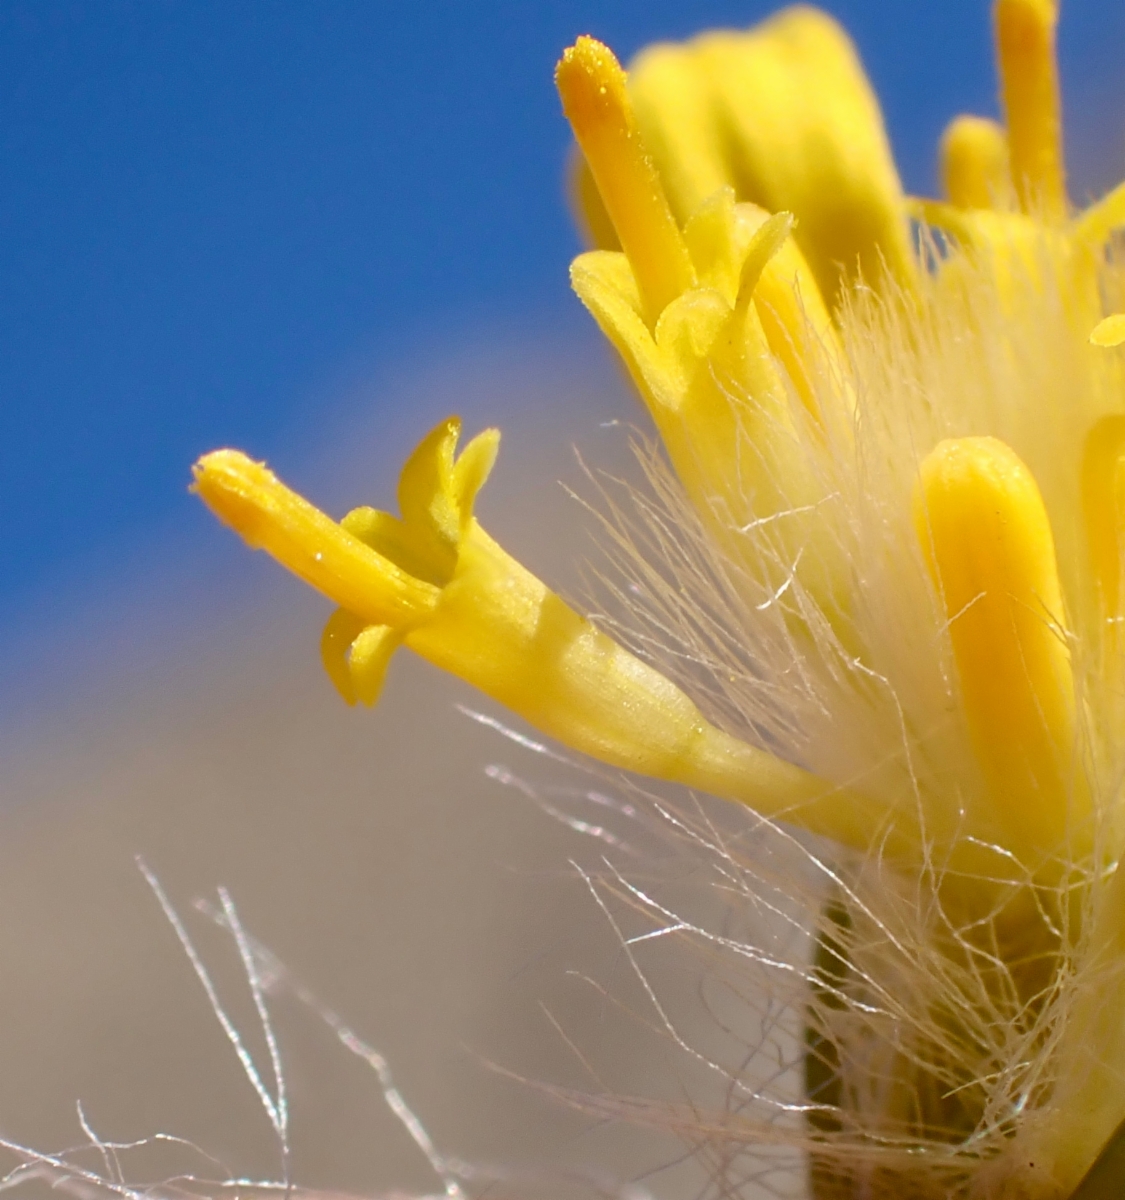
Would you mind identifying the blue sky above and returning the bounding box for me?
[1,0,1123,636]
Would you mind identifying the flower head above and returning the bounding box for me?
[195,2,1125,1195]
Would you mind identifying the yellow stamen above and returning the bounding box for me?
[192,450,439,627]
[941,115,1011,210]
[914,437,1084,866]
[556,36,695,326]
[995,0,1066,221]
[320,609,402,707]
[1091,314,1125,348]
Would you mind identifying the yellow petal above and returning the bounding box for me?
[321,610,402,707]
[732,203,846,426]
[451,425,501,523]
[569,211,799,452]
[569,249,677,409]
[340,507,451,586]
[348,624,402,706]
[680,186,744,301]
[914,436,1086,868]
[320,607,369,705]
[569,246,792,528]
[570,216,845,626]
[735,210,796,302]
[396,416,462,546]
[360,417,502,585]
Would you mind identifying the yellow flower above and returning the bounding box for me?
[195,1,1125,1195]
[195,427,868,842]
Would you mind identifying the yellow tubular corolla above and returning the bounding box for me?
[555,21,857,566]
[193,422,887,854]
[556,37,695,327]
[914,437,1086,868]
[559,48,851,630]
[995,0,1066,221]
[941,115,1011,211]
[567,200,827,569]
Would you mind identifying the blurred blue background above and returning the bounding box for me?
[1,0,1123,642]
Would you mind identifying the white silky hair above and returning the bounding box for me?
[562,230,1125,1197]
